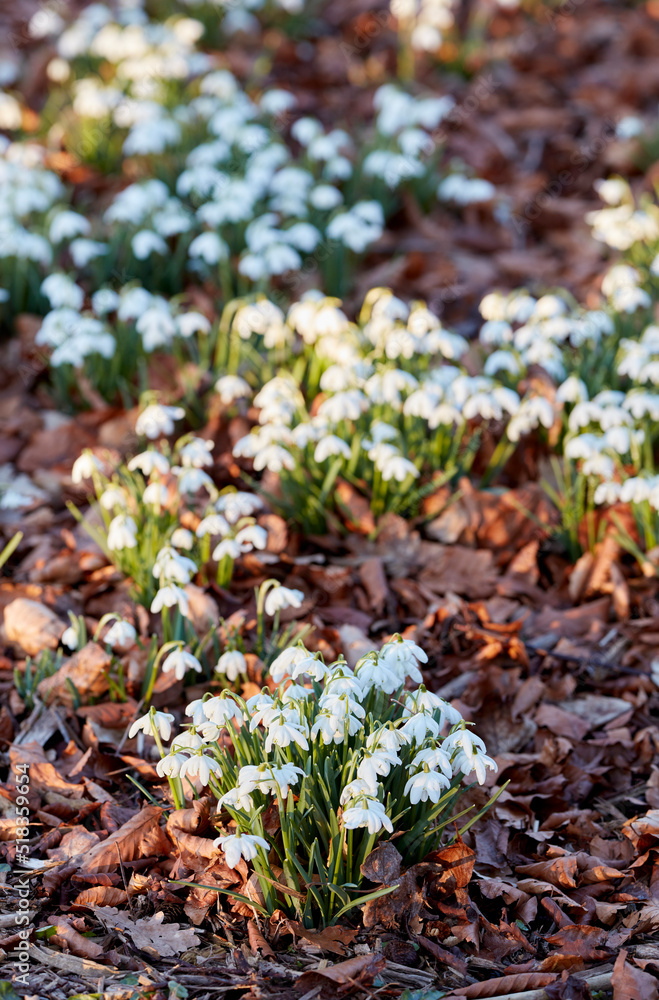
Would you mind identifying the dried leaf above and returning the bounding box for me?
[78,805,167,873]
[4,598,64,655]
[294,953,386,994]
[247,919,274,957]
[448,972,558,997]
[612,949,659,1000]
[51,918,104,961]
[73,886,128,907]
[360,842,402,885]
[37,642,111,707]
[95,907,200,958]
[285,920,358,956]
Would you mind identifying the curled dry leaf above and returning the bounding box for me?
[284,919,359,956]
[612,948,659,1000]
[294,953,386,994]
[447,972,558,997]
[77,805,167,874]
[50,918,104,961]
[73,886,128,907]
[247,918,275,957]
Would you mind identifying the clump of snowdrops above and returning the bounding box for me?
[229,287,532,531]
[32,2,475,305]
[471,180,659,569]
[70,407,271,627]
[141,634,499,926]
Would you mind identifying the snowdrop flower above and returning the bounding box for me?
[438,175,495,204]
[71,451,102,483]
[320,691,365,721]
[339,779,374,807]
[143,481,168,507]
[594,480,622,505]
[594,178,629,206]
[61,626,78,651]
[171,729,205,752]
[179,437,214,469]
[252,443,296,473]
[100,486,126,511]
[235,524,268,551]
[92,289,120,316]
[264,585,304,616]
[196,514,230,538]
[215,375,251,405]
[507,397,555,442]
[317,390,368,423]
[409,746,453,777]
[601,264,640,297]
[151,584,190,618]
[367,725,409,753]
[176,312,211,338]
[69,239,109,268]
[216,649,247,680]
[179,752,221,787]
[153,547,197,584]
[311,710,350,745]
[403,688,462,726]
[129,711,175,742]
[379,637,428,682]
[104,620,137,649]
[41,274,84,310]
[564,434,603,461]
[620,477,653,504]
[269,645,310,683]
[49,211,91,244]
[127,450,170,476]
[218,785,255,812]
[162,648,203,682]
[357,750,400,789]
[265,715,309,752]
[173,467,214,495]
[400,713,441,742]
[342,797,393,835]
[582,454,614,479]
[212,538,242,561]
[171,527,194,550]
[135,404,185,439]
[443,729,498,783]
[404,766,452,803]
[156,752,188,778]
[611,286,651,313]
[203,693,244,727]
[314,435,351,462]
[483,351,522,377]
[107,514,138,551]
[379,455,420,482]
[189,231,229,265]
[252,763,305,799]
[214,832,270,869]
[132,230,167,260]
[355,655,403,695]
[556,376,589,405]
[289,651,329,683]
